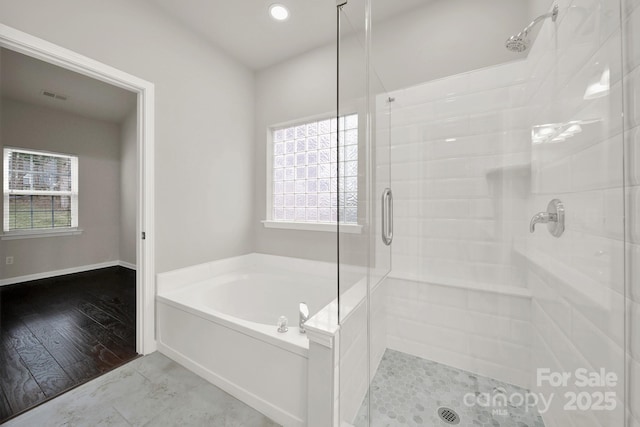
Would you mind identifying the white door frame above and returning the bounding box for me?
[0,24,157,354]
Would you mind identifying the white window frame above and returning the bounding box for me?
[2,147,81,239]
[262,111,363,234]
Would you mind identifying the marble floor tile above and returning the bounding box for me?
[142,389,279,427]
[4,352,280,427]
[353,349,546,427]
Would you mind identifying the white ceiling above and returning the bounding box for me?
[143,0,429,70]
[1,48,136,123]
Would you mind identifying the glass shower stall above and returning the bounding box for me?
[335,0,637,426]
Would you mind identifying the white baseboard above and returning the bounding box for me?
[118,260,137,271]
[0,260,137,286]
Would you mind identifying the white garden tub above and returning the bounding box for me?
[156,253,338,427]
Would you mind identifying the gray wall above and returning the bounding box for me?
[367,0,531,91]
[1,98,121,278]
[120,108,137,266]
[254,43,338,263]
[0,0,255,273]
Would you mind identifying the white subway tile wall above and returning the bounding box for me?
[338,281,387,424]
[385,277,532,388]
[380,59,531,288]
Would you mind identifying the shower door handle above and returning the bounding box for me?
[382,188,393,246]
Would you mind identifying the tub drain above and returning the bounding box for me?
[437,407,460,425]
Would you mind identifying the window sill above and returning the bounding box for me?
[262,220,363,234]
[1,228,84,241]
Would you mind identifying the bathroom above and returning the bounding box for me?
[0,0,638,426]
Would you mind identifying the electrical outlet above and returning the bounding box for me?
[6,256,14,265]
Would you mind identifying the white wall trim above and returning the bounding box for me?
[1,228,84,240]
[119,260,137,270]
[0,260,129,287]
[262,220,363,234]
[0,23,156,354]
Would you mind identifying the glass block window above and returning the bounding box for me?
[271,114,358,224]
[3,148,79,232]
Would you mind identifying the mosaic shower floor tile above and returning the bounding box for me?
[353,349,545,427]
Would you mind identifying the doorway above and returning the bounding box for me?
[0,24,155,422]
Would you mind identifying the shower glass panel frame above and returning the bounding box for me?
[336,0,393,425]
[336,3,371,425]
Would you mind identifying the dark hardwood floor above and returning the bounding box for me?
[0,266,137,423]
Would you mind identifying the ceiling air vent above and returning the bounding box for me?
[41,90,68,101]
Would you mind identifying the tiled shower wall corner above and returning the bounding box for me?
[524,0,633,425]
[385,277,533,388]
[379,60,535,388]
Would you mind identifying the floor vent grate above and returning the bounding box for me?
[437,407,460,424]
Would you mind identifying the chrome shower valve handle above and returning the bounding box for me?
[530,199,564,237]
[529,212,558,231]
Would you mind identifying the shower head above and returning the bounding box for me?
[505,35,529,53]
[506,4,558,52]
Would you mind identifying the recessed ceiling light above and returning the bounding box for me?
[269,4,289,21]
